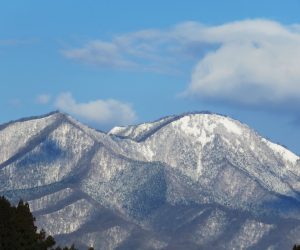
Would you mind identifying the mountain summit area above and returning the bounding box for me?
[0,111,300,250]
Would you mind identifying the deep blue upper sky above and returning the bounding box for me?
[1,0,300,154]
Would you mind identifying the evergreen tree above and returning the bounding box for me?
[0,196,95,250]
[0,196,16,249]
[293,244,300,250]
[0,197,56,250]
[14,199,38,249]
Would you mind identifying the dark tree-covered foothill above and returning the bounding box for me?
[0,196,93,250]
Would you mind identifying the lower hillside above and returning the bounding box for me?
[0,196,93,250]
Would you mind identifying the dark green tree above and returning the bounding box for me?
[0,197,56,250]
[0,196,93,250]
[293,244,300,250]
[0,196,16,249]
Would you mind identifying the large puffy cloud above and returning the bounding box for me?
[183,20,300,107]
[63,19,300,109]
[55,92,137,127]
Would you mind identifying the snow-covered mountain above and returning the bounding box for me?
[1,111,300,249]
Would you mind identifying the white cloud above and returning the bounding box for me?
[62,29,185,73]
[62,41,136,69]
[36,94,51,104]
[54,92,137,126]
[183,20,300,107]
[62,19,300,109]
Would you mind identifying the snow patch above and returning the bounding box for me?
[28,188,74,212]
[36,199,93,235]
[218,116,243,135]
[228,220,274,249]
[262,138,299,165]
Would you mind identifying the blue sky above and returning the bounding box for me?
[1,0,300,154]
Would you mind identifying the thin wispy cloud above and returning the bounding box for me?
[54,92,137,127]
[62,28,189,73]
[36,94,51,104]
[0,39,38,46]
[63,19,300,112]
[63,41,136,69]
[8,98,22,107]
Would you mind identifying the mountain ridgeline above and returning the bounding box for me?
[0,111,300,249]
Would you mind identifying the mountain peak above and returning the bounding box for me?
[109,111,246,142]
[1,111,300,249]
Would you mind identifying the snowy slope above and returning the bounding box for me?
[111,113,300,199]
[0,111,300,250]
